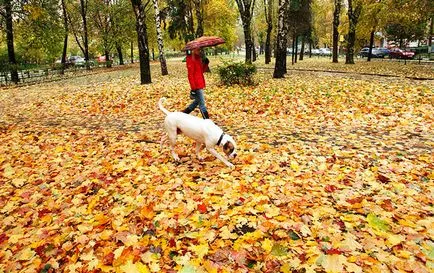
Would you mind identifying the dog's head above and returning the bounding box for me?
[221,134,237,159]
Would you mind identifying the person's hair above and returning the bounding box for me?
[186,50,192,55]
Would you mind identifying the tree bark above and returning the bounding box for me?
[153,0,168,75]
[80,0,90,70]
[117,44,124,65]
[131,0,152,84]
[273,0,289,78]
[428,16,433,60]
[345,0,362,64]
[5,0,19,83]
[299,34,305,61]
[332,0,341,63]
[131,41,134,63]
[235,0,256,64]
[264,0,273,64]
[367,29,375,62]
[61,0,68,74]
[193,0,204,38]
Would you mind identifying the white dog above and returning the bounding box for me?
[158,98,237,168]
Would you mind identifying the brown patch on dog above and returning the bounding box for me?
[223,141,234,156]
[177,128,182,134]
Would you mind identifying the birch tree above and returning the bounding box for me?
[152,0,168,75]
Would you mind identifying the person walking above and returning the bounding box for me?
[182,47,210,119]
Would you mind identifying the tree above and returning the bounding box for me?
[2,0,19,83]
[131,0,152,84]
[263,0,273,64]
[332,0,341,62]
[273,0,290,78]
[152,0,168,75]
[61,0,69,74]
[345,0,362,64]
[192,0,205,37]
[163,0,195,42]
[235,0,256,63]
[67,0,91,69]
[91,0,114,68]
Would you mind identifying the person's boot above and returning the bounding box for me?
[201,110,209,119]
[183,108,192,114]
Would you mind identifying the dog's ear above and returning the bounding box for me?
[223,141,235,155]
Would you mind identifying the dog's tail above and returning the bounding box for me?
[158,97,170,116]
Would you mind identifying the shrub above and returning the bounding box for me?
[217,60,257,86]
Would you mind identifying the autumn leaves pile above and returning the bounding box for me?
[0,60,433,272]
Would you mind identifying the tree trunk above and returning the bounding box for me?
[367,29,375,62]
[5,0,19,83]
[132,0,152,84]
[153,0,168,75]
[332,0,341,63]
[235,0,256,64]
[273,0,289,78]
[105,50,111,68]
[252,35,257,62]
[193,0,204,38]
[264,0,273,64]
[265,25,272,63]
[131,40,134,63]
[299,34,305,60]
[61,0,68,74]
[117,44,124,65]
[80,0,90,70]
[428,16,433,60]
[345,0,362,64]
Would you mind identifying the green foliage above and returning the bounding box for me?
[217,60,256,86]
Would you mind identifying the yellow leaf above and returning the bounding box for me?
[262,238,273,253]
[16,247,36,261]
[386,234,404,247]
[280,263,291,273]
[120,259,150,273]
[290,160,300,171]
[219,226,237,240]
[203,260,218,273]
[322,254,345,273]
[3,164,15,178]
[189,243,209,259]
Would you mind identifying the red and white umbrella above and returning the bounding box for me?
[183,36,225,51]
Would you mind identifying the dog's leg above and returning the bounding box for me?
[207,147,234,168]
[195,142,204,161]
[160,133,168,151]
[168,134,180,161]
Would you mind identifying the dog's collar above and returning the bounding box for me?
[217,133,225,146]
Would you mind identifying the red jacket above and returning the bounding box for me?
[186,54,208,90]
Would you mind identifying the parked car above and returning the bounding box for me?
[319,48,332,56]
[359,47,387,58]
[377,48,390,56]
[69,56,86,66]
[388,48,415,59]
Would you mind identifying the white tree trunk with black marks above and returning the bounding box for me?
[153,0,168,75]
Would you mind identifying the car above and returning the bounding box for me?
[319,48,332,56]
[69,56,86,66]
[388,48,415,59]
[359,47,387,58]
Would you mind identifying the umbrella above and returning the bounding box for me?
[183,36,225,51]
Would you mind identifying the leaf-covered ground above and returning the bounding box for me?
[0,58,433,273]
